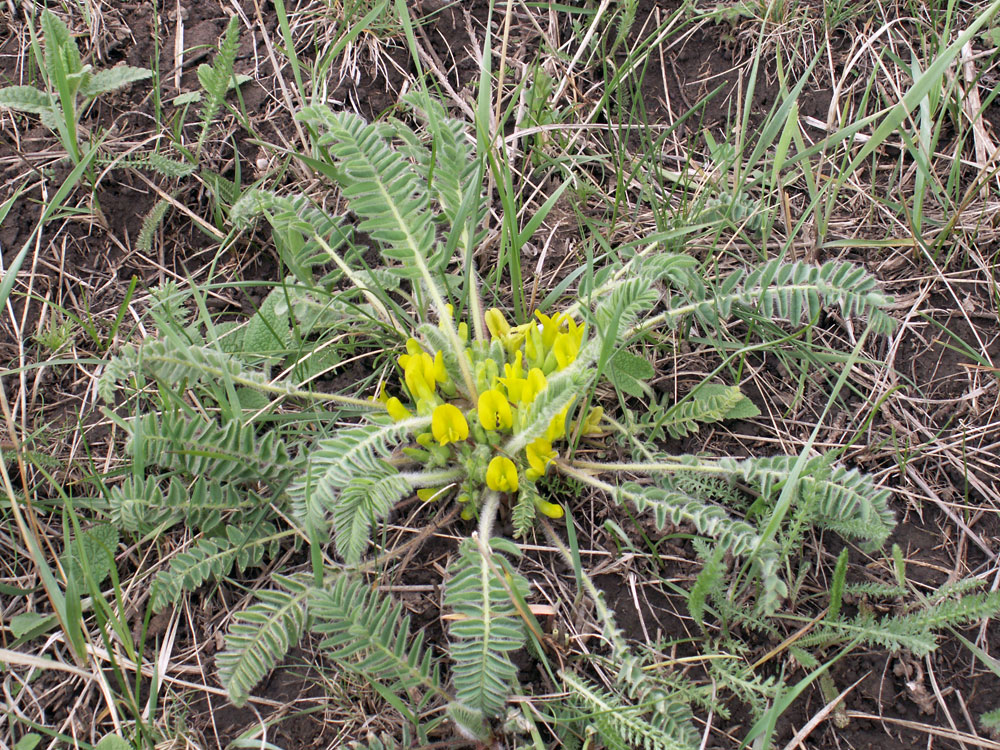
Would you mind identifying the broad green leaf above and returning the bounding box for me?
[243,287,292,354]
[95,735,133,750]
[41,10,82,81]
[39,108,61,131]
[14,735,42,750]
[0,86,54,114]
[61,524,119,587]
[10,611,49,639]
[608,349,654,398]
[80,65,152,97]
[236,387,270,411]
[172,91,202,106]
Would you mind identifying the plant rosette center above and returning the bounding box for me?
[378,308,600,524]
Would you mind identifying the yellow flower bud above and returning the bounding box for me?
[433,350,448,384]
[386,397,412,422]
[485,308,511,340]
[417,486,449,502]
[431,403,469,446]
[535,499,564,518]
[525,438,556,480]
[478,389,513,431]
[486,456,519,493]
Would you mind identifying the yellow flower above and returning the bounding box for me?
[386,397,412,422]
[534,310,563,349]
[505,350,524,379]
[486,456,519,493]
[432,350,448,384]
[525,325,542,364]
[478,388,513,431]
[574,406,604,436]
[499,366,548,405]
[545,403,571,442]
[485,308,511,340]
[522,368,548,404]
[403,351,438,401]
[525,438,556,480]
[498,352,526,401]
[486,308,525,355]
[396,337,423,369]
[431,403,469,446]
[535,499,564,518]
[566,317,585,347]
[553,331,580,369]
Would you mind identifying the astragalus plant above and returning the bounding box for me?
[100,91,923,746]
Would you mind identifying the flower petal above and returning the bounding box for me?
[486,456,519,492]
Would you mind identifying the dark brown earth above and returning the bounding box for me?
[2,0,999,748]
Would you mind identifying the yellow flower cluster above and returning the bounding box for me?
[378,307,600,523]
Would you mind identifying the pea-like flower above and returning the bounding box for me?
[485,308,511,340]
[553,331,580,369]
[431,403,469,446]
[545,403,571,442]
[486,456,519,492]
[525,324,542,364]
[386,397,412,422]
[524,368,548,404]
[478,388,513,431]
[535,499,564,518]
[575,406,604,436]
[534,311,563,350]
[525,438,556,480]
[403,351,438,402]
[504,350,524,380]
[504,366,548,404]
